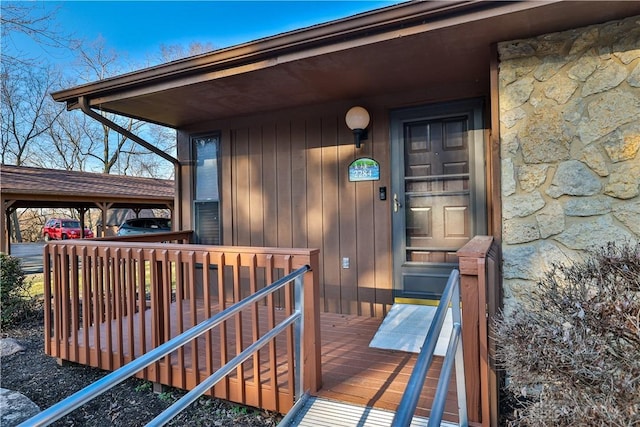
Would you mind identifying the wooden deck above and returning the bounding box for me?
[44,239,498,425]
[52,300,459,423]
[318,312,459,423]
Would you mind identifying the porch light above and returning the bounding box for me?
[345,106,370,149]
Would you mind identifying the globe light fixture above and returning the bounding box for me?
[345,106,370,149]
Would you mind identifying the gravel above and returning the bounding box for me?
[1,320,282,426]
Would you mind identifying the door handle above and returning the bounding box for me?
[393,193,402,212]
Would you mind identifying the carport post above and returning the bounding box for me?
[2,199,17,254]
[76,207,89,238]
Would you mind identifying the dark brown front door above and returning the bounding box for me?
[391,99,486,299]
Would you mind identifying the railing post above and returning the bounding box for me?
[302,250,321,393]
[457,236,494,427]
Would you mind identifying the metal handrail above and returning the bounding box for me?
[20,265,311,427]
[391,269,468,427]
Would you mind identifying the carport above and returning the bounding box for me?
[0,165,174,254]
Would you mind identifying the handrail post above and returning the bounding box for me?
[456,236,496,427]
[302,250,322,393]
[294,273,304,400]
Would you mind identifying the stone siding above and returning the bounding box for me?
[498,15,640,314]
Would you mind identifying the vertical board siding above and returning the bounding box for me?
[233,128,251,246]
[249,125,265,247]
[276,121,293,248]
[372,109,393,317]
[355,130,377,317]
[320,116,341,313]
[337,123,358,314]
[262,124,278,248]
[223,108,392,316]
[305,118,326,308]
[291,120,308,249]
[221,129,234,246]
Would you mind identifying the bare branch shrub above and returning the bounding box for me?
[494,242,640,426]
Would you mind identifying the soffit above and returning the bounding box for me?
[54,1,640,128]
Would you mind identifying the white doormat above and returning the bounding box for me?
[369,303,452,355]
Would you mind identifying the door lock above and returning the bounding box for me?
[393,193,402,212]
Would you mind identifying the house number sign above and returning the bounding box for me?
[348,157,380,182]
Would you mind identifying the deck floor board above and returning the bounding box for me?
[55,301,460,423]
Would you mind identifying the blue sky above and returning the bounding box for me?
[6,1,401,70]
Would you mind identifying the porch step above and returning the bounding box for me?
[282,396,458,426]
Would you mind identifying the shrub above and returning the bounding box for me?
[494,242,640,426]
[0,253,41,328]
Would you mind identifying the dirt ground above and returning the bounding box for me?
[1,319,282,426]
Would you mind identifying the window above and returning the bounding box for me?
[193,134,220,245]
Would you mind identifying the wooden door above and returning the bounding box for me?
[391,99,486,299]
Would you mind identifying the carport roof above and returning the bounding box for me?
[0,165,174,210]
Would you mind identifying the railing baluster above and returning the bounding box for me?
[69,245,79,362]
[136,249,147,374]
[217,252,229,397]
[247,254,261,407]
[103,247,113,370]
[60,245,70,360]
[41,240,321,420]
[92,246,101,367]
[174,250,186,389]
[22,264,311,427]
[266,254,279,409]
[125,249,136,364]
[284,256,295,407]
[187,251,199,389]
[81,246,91,365]
[113,248,124,368]
[43,245,52,355]
[202,251,214,391]
[231,253,245,403]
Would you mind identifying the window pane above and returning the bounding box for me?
[194,136,219,201]
[195,201,220,245]
[193,134,221,245]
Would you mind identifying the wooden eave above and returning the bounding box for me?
[51,1,640,128]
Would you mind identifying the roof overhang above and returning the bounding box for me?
[52,1,640,128]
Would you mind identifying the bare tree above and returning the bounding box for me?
[42,107,96,171]
[0,62,64,166]
[69,37,175,177]
[157,42,215,63]
[1,2,69,67]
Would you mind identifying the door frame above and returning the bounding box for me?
[390,98,487,300]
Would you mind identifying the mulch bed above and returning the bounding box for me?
[1,319,282,426]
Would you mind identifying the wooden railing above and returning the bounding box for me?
[94,230,193,244]
[457,236,501,427]
[43,240,321,414]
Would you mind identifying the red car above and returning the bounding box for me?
[43,218,94,241]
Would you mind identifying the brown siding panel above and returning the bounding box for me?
[276,121,293,248]
[372,110,393,317]
[221,129,233,245]
[234,128,251,246]
[249,125,265,247]
[337,125,358,315]
[262,124,278,248]
[320,116,341,313]
[211,104,396,316]
[305,118,326,309]
[291,120,308,249]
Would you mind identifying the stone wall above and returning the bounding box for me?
[498,15,640,314]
